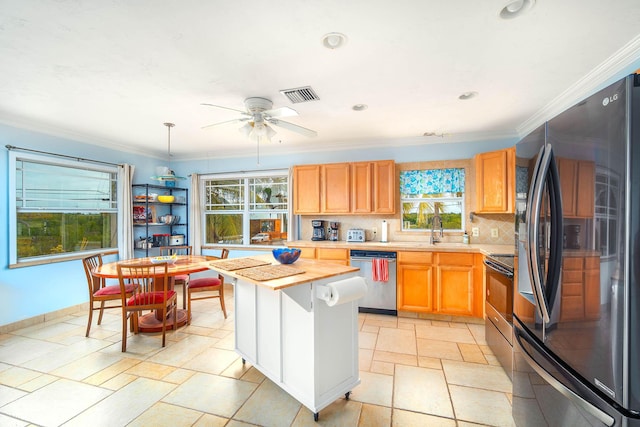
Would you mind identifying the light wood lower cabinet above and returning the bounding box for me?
[397,252,434,312]
[398,251,483,317]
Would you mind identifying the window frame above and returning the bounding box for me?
[9,151,119,266]
[200,169,289,247]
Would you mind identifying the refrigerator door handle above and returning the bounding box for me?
[527,145,551,323]
[515,332,615,426]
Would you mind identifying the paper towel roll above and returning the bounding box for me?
[381,220,388,243]
[325,277,368,307]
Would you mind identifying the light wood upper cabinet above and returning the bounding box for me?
[475,147,515,214]
[373,160,396,214]
[557,158,595,218]
[351,162,373,213]
[293,165,321,214]
[293,160,396,214]
[321,163,351,213]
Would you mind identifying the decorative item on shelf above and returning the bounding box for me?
[272,248,301,264]
[150,123,187,186]
[157,195,175,203]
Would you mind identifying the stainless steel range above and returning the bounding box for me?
[484,253,514,379]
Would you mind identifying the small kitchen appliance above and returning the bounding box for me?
[169,234,185,246]
[346,228,365,243]
[328,221,339,241]
[311,219,326,241]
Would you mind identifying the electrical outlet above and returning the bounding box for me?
[491,228,499,238]
[472,227,479,237]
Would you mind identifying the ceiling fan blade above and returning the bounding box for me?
[201,118,248,130]
[264,106,298,118]
[268,119,317,137]
[201,103,250,116]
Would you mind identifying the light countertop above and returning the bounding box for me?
[286,240,515,256]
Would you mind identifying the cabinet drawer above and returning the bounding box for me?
[561,296,584,320]
[398,251,433,264]
[562,270,583,283]
[563,257,584,270]
[299,247,316,259]
[317,248,348,261]
[562,282,583,296]
[438,252,473,266]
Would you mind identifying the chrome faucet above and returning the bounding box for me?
[430,203,444,244]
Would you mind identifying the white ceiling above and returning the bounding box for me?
[1,0,640,160]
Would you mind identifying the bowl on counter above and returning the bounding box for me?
[272,248,301,264]
[157,195,175,203]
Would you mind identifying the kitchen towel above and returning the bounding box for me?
[372,258,389,282]
[324,276,368,307]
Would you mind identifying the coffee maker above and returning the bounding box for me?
[311,219,326,241]
[328,221,339,241]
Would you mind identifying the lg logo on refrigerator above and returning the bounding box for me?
[602,93,619,106]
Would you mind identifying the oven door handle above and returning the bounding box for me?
[483,259,513,278]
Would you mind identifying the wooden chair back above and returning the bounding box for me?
[82,253,104,294]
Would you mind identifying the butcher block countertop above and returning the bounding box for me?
[287,240,515,256]
[208,254,358,291]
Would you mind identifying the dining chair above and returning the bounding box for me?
[187,248,229,323]
[82,253,136,337]
[117,261,177,352]
[159,245,192,309]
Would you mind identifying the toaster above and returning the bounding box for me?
[346,228,365,242]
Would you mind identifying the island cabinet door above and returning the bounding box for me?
[256,286,282,380]
[234,281,257,361]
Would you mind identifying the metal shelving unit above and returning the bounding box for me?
[132,184,189,257]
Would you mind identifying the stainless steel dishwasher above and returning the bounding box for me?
[349,250,397,316]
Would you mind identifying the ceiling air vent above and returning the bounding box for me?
[280,86,320,104]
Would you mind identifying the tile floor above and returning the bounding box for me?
[0,287,516,427]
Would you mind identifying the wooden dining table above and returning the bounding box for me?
[93,255,218,332]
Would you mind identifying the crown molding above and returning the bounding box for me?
[518,34,640,137]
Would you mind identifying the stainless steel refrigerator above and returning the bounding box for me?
[513,73,640,426]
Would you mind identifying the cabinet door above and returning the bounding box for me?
[397,252,434,312]
[558,158,578,217]
[321,163,351,213]
[398,264,434,312]
[576,161,595,218]
[475,147,514,213]
[293,165,321,214]
[435,253,475,316]
[373,160,396,214]
[351,162,373,213]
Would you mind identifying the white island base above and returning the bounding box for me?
[212,256,362,422]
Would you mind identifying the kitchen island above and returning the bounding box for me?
[208,255,362,421]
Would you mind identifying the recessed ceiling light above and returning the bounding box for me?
[458,91,479,100]
[499,0,535,19]
[322,32,347,49]
[352,104,368,111]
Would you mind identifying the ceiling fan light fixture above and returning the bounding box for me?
[322,32,347,49]
[352,104,368,111]
[499,0,535,19]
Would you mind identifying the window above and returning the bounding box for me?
[400,168,465,232]
[595,167,620,258]
[202,171,289,246]
[9,152,118,264]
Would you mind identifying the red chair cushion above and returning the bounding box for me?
[174,274,189,282]
[94,284,135,297]
[127,290,176,306]
[188,277,222,289]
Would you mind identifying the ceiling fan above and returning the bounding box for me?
[201,97,318,140]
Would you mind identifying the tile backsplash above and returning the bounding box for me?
[299,213,515,246]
